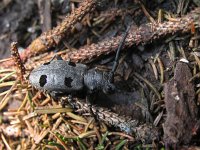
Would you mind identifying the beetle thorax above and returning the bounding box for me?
[84,69,115,94]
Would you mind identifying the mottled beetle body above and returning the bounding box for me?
[29,59,115,97]
[29,25,130,98]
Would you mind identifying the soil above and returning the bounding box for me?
[0,0,37,59]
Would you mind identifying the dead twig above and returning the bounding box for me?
[65,7,200,63]
[2,7,200,71]
[1,0,100,68]
[10,42,26,82]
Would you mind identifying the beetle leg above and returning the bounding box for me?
[68,94,73,103]
[66,59,79,67]
[86,94,98,123]
[43,54,63,65]
[60,94,73,107]
[48,54,63,63]
[49,54,57,62]
[66,58,71,62]
[49,91,58,99]
[86,94,93,107]
[55,55,63,60]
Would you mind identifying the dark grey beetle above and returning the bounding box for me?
[29,26,130,98]
[29,59,115,97]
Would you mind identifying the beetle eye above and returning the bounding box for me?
[103,84,115,94]
[65,77,73,88]
[39,75,47,87]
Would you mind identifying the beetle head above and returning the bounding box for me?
[102,82,115,94]
[101,72,115,94]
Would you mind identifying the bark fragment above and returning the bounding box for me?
[163,62,198,147]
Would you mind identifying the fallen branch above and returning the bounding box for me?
[26,7,200,70]
[65,7,200,63]
[1,0,99,67]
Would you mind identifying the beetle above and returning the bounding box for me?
[29,58,115,98]
[29,26,130,100]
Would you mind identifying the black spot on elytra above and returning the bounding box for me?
[65,77,73,88]
[39,75,47,87]
[43,62,50,65]
[68,61,76,67]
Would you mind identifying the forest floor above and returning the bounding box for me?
[0,0,200,149]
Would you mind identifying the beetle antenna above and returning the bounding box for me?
[49,54,63,62]
[109,25,131,83]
